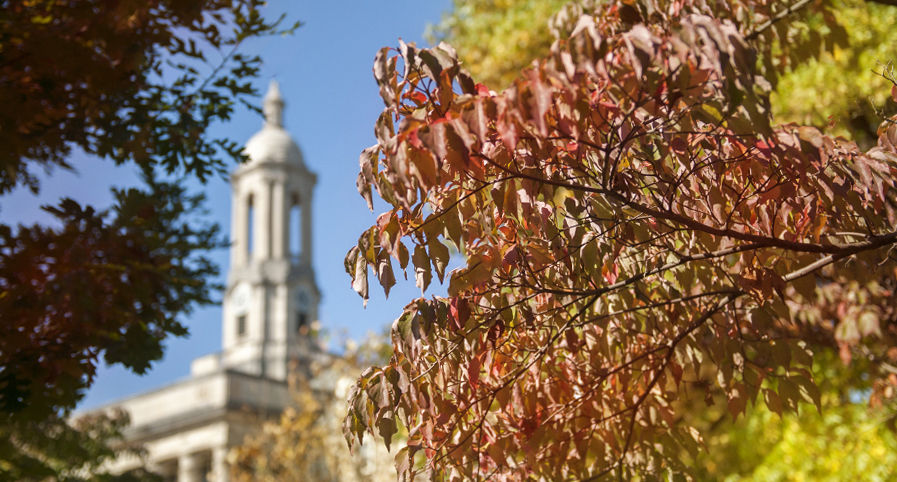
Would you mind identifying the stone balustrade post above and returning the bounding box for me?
[178,452,205,482]
[212,446,230,482]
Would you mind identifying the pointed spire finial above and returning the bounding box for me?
[263,80,284,127]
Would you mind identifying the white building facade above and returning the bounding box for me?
[97,81,322,481]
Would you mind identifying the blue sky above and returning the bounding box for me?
[0,1,454,409]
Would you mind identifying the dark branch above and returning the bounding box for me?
[746,0,814,41]
[747,0,897,42]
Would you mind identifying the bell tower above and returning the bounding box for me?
[221,80,319,380]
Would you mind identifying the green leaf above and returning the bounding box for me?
[376,250,396,298]
[789,375,822,413]
[394,446,412,478]
[777,378,800,413]
[857,310,881,338]
[727,383,747,419]
[352,249,369,305]
[762,388,782,417]
[373,47,397,106]
[396,242,410,271]
[412,245,432,293]
[428,236,450,282]
[377,413,398,452]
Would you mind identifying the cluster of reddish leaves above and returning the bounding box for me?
[1,2,291,476]
[344,1,897,479]
[0,182,222,423]
[0,0,295,194]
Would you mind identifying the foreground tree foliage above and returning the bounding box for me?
[1,0,295,192]
[0,180,223,421]
[433,0,897,477]
[0,0,294,477]
[344,0,897,478]
[0,409,162,481]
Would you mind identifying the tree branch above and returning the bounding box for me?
[746,0,814,41]
[584,293,739,481]
[746,0,897,42]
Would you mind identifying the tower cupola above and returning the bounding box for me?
[243,80,306,168]
[220,80,319,380]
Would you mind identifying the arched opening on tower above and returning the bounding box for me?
[246,194,255,259]
[296,311,308,335]
[290,193,302,259]
[237,314,247,338]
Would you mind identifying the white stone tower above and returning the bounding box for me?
[92,81,323,481]
[221,80,320,380]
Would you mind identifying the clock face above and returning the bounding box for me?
[232,283,250,314]
[294,287,311,311]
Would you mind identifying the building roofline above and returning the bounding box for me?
[75,365,288,415]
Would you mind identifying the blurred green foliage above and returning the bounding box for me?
[699,352,897,481]
[433,0,897,145]
[772,0,897,147]
[718,403,897,481]
[429,0,569,89]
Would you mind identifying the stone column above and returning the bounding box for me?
[212,446,230,482]
[231,188,248,268]
[177,452,204,482]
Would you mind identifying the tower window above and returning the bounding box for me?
[237,315,247,338]
[289,194,301,258]
[246,194,255,258]
[297,312,308,334]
